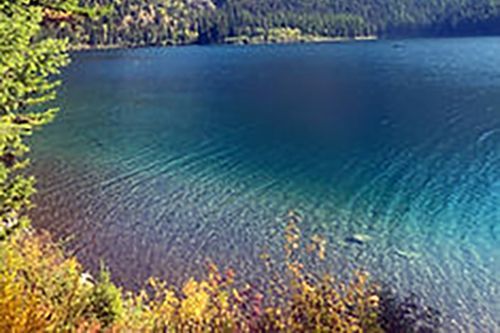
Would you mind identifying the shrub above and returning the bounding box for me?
[0,213,384,332]
[115,210,383,332]
[254,211,382,332]
[87,267,125,328]
[0,231,92,332]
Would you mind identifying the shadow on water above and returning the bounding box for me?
[379,287,444,333]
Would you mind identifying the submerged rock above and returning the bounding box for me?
[379,288,443,333]
[395,249,421,259]
[346,233,372,245]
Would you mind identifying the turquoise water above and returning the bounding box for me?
[32,38,499,330]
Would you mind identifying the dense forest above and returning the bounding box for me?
[41,0,500,48]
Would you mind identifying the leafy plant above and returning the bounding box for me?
[0,231,93,332]
[0,215,385,332]
[87,266,125,328]
[0,0,81,237]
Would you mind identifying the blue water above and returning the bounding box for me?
[32,38,499,331]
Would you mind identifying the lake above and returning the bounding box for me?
[31,38,499,331]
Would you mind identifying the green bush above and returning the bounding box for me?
[87,267,125,328]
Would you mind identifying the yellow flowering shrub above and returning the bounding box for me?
[113,211,383,332]
[256,210,382,333]
[118,264,250,332]
[0,231,92,332]
[0,214,384,332]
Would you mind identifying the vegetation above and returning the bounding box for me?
[0,213,384,332]
[0,0,85,237]
[0,231,94,332]
[40,0,214,48]
[225,27,334,44]
[203,0,500,43]
[40,0,500,49]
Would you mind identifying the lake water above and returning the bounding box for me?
[31,38,499,331]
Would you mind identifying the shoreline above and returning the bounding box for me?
[69,35,378,52]
[69,34,500,52]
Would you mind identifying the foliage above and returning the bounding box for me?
[0,0,81,237]
[256,210,382,332]
[0,231,131,332]
[0,213,384,332]
[41,0,215,48]
[118,212,382,332]
[41,0,500,48]
[0,231,94,332]
[225,27,334,44]
[87,267,125,328]
[202,0,500,43]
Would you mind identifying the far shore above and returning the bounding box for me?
[69,35,378,52]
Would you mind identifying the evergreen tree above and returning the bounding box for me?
[0,0,81,237]
[40,0,500,48]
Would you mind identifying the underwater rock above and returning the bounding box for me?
[379,288,443,333]
[346,233,372,245]
[395,249,421,259]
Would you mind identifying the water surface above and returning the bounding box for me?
[32,38,499,331]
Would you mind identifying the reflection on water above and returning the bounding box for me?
[32,38,500,331]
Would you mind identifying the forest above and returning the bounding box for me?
[41,0,500,48]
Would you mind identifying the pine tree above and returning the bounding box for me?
[0,0,81,237]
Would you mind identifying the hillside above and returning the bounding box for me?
[42,0,500,47]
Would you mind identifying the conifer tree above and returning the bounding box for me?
[0,0,81,237]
